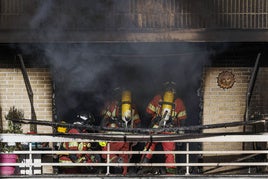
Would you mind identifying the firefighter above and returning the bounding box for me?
[100,88,141,175]
[58,113,101,174]
[141,81,187,175]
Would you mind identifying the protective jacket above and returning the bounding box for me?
[59,128,99,173]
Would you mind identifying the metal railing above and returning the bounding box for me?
[1,133,268,176]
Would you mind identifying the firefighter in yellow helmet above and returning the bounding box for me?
[141,81,187,175]
[100,87,141,175]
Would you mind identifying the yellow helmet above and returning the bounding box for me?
[57,121,67,133]
[99,141,107,147]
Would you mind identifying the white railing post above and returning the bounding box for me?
[106,142,110,175]
[29,142,33,175]
[185,142,190,175]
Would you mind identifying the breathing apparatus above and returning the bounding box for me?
[161,90,174,126]
[160,81,176,127]
[121,90,132,128]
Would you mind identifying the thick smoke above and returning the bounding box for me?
[23,1,212,125]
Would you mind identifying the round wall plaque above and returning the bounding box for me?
[217,71,235,89]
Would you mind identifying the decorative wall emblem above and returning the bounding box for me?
[217,71,235,89]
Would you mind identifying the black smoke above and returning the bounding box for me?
[29,43,210,127]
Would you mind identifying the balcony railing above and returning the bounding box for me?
[1,133,268,177]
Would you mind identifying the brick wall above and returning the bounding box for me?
[0,68,53,133]
[202,67,252,173]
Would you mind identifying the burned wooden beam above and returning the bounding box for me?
[17,54,37,133]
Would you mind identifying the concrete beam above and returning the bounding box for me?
[1,29,268,43]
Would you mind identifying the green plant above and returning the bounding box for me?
[0,106,24,153]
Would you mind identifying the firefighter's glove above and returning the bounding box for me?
[150,117,161,128]
[86,143,91,148]
[152,124,159,129]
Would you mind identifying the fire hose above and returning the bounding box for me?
[9,117,267,135]
[7,117,268,142]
